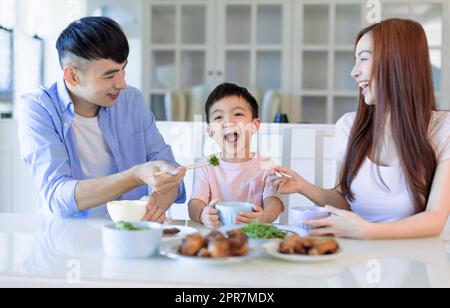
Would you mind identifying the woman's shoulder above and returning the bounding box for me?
[430,110,450,128]
[429,111,450,162]
[335,112,357,136]
[429,111,450,139]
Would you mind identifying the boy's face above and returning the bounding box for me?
[67,59,128,108]
[207,96,260,157]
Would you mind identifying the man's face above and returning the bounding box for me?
[73,59,128,107]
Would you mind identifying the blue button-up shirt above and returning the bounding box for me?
[17,78,186,218]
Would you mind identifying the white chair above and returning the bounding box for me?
[256,126,291,224]
[314,130,336,188]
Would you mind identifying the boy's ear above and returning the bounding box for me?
[63,67,80,87]
[207,125,214,137]
[252,118,261,133]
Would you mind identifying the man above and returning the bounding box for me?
[18,17,186,222]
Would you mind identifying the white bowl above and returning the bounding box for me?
[102,222,163,259]
[290,205,330,231]
[107,200,147,222]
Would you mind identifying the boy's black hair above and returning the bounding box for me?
[56,16,129,68]
[205,83,259,123]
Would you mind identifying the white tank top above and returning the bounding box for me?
[334,111,450,222]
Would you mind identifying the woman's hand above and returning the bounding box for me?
[200,200,221,229]
[305,206,374,240]
[269,166,307,195]
[236,205,264,224]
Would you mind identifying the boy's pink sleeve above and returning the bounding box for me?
[262,170,285,212]
[189,166,211,206]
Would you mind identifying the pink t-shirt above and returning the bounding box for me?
[190,156,283,210]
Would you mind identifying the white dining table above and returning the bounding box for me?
[0,213,449,288]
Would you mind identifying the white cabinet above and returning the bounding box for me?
[215,1,291,92]
[143,0,291,120]
[142,0,449,123]
[293,0,448,124]
[143,0,215,120]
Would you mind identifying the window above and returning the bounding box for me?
[0,26,13,103]
[29,35,44,88]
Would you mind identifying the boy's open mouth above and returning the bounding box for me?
[224,132,240,144]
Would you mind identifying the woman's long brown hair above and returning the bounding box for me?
[338,19,437,213]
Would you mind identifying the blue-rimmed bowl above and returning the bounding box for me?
[215,202,254,226]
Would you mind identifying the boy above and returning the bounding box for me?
[188,83,284,228]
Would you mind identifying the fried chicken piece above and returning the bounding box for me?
[278,234,313,255]
[206,230,226,242]
[308,239,340,256]
[179,234,206,256]
[197,248,212,258]
[207,239,231,258]
[294,237,314,254]
[227,230,249,256]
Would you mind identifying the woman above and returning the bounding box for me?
[271,19,450,240]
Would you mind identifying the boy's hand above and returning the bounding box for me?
[236,205,264,224]
[200,200,221,229]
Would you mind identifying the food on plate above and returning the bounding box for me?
[278,235,339,256]
[208,239,231,258]
[227,230,250,256]
[178,230,249,258]
[163,228,181,237]
[179,234,206,256]
[115,221,150,231]
[206,230,227,241]
[240,222,287,239]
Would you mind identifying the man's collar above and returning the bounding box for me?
[57,77,73,112]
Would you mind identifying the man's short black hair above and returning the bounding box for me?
[56,16,129,69]
[205,83,259,123]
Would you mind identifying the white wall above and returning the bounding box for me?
[0,120,37,214]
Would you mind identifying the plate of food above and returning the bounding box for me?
[263,235,342,263]
[163,226,198,242]
[160,230,261,265]
[219,222,308,244]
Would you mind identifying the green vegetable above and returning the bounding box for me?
[240,222,286,239]
[209,154,220,167]
[116,221,149,231]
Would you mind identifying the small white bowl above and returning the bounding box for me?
[290,205,330,230]
[107,200,147,222]
[102,222,163,259]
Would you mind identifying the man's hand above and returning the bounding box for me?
[142,193,169,223]
[136,161,186,194]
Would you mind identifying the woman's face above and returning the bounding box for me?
[351,32,375,105]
